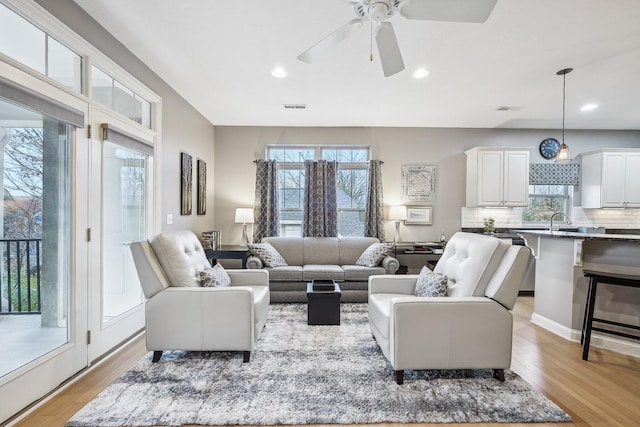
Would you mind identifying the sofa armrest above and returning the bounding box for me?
[228,269,269,286]
[369,275,418,296]
[145,286,257,350]
[388,297,513,370]
[381,256,400,274]
[246,256,263,269]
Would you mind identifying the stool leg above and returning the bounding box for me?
[582,279,599,361]
[581,277,594,345]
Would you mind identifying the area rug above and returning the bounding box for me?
[66,303,571,426]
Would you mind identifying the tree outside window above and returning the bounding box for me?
[267,146,370,237]
[523,185,571,224]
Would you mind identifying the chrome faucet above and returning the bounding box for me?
[549,211,571,231]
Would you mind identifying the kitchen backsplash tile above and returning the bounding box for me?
[461,207,640,229]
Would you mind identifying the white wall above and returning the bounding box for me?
[214,126,640,244]
[36,0,216,235]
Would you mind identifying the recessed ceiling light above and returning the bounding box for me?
[413,68,430,79]
[580,103,598,111]
[271,67,288,79]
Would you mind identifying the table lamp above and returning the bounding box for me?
[388,206,407,242]
[235,208,254,246]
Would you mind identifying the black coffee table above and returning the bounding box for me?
[306,282,342,325]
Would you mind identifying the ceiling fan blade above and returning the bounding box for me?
[375,22,405,77]
[297,18,363,64]
[401,0,498,23]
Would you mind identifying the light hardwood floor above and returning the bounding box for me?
[10,297,640,427]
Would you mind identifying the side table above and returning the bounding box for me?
[306,282,341,325]
[204,245,251,269]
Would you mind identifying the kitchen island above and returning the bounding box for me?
[517,229,640,357]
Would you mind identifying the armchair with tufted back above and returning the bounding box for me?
[130,230,270,363]
[368,232,532,384]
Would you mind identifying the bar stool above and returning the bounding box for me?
[581,270,640,360]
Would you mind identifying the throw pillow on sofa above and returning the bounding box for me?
[200,263,231,287]
[247,243,288,267]
[414,266,448,297]
[355,242,393,268]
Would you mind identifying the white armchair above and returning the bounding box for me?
[130,230,270,363]
[368,232,531,384]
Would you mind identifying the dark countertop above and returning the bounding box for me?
[515,229,640,242]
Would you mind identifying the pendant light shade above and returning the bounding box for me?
[556,68,573,163]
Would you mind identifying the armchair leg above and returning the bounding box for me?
[152,351,163,363]
[243,351,251,363]
[395,370,404,385]
[493,369,505,382]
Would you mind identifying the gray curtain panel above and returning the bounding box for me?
[364,159,385,240]
[303,160,338,237]
[253,159,280,241]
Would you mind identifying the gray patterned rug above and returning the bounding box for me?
[66,303,571,426]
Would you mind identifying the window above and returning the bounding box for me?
[0,3,82,92]
[267,146,370,237]
[523,185,571,224]
[91,65,152,128]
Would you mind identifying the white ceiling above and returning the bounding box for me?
[72,0,640,130]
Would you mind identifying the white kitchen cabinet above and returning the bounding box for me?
[581,151,640,208]
[465,148,530,207]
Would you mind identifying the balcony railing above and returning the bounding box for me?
[0,238,42,315]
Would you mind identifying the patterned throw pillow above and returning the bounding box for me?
[415,266,448,297]
[247,243,288,267]
[355,242,393,268]
[200,264,231,287]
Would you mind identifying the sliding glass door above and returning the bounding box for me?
[0,76,90,423]
[88,108,154,360]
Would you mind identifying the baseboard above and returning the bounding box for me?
[531,313,640,358]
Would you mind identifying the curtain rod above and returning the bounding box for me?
[254,159,383,163]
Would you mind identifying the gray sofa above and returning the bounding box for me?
[246,237,399,302]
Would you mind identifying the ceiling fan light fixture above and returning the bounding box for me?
[413,68,430,79]
[368,1,391,22]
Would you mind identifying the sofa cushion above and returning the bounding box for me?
[200,264,231,287]
[342,265,386,281]
[302,265,345,281]
[414,266,448,297]
[302,237,340,265]
[267,266,303,281]
[247,243,288,267]
[355,242,393,267]
[262,237,304,265]
[338,237,380,264]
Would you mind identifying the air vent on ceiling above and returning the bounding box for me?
[283,104,307,110]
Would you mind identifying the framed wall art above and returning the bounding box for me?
[401,164,437,203]
[197,159,207,215]
[405,207,433,225]
[181,152,193,215]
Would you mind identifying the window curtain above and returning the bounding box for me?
[253,160,279,242]
[364,160,385,240]
[303,160,338,237]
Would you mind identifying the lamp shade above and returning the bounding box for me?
[235,208,254,224]
[388,206,407,221]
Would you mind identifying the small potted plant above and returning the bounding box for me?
[483,217,495,235]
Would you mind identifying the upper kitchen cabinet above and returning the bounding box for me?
[465,148,530,207]
[581,150,640,208]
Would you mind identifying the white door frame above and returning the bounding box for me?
[0,61,90,424]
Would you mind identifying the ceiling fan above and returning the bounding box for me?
[297,0,498,77]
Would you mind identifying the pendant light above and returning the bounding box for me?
[555,67,573,163]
